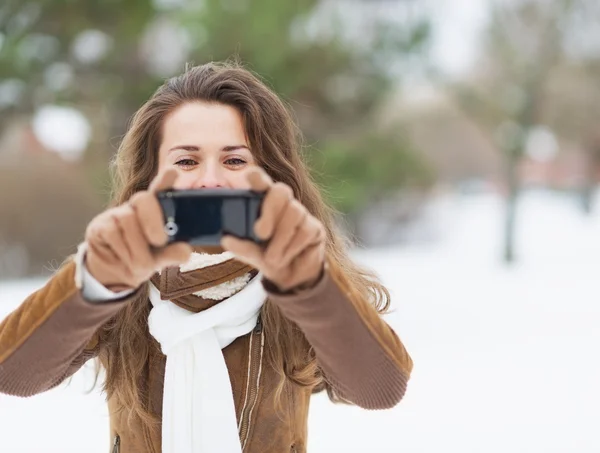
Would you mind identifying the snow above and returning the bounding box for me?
[1,189,600,452]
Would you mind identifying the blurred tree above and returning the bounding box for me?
[0,0,160,190]
[543,65,600,213]
[0,0,432,276]
[541,0,600,213]
[176,0,433,219]
[309,127,435,239]
[453,0,600,263]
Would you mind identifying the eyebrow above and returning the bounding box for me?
[168,145,250,153]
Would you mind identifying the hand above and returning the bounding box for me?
[85,169,193,291]
[221,168,326,293]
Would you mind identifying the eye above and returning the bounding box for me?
[225,157,247,167]
[175,158,198,168]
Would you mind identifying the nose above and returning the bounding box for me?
[192,162,226,189]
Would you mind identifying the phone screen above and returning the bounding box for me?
[174,195,224,244]
[158,190,264,245]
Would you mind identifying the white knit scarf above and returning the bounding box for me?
[148,252,266,453]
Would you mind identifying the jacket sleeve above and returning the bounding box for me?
[0,260,135,397]
[264,268,413,410]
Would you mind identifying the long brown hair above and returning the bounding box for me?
[96,61,391,431]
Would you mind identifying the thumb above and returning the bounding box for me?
[154,243,193,269]
[149,168,179,194]
[221,235,262,267]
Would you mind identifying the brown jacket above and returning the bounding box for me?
[0,260,413,453]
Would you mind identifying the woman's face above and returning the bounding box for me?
[158,101,257,189]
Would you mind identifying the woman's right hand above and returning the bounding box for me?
[84,169,192,292]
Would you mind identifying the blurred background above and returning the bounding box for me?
[2,0,600,452]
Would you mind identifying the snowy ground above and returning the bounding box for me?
[2,189,600,453]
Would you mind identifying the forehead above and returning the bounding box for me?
[161,102,247,144]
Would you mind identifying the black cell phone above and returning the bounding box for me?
[156,189,265,245]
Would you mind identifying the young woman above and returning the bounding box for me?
[0,62,413,453]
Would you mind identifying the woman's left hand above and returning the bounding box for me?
[221,168,326,293]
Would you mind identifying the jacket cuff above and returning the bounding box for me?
[74,242,136,303]
[261,264,329,302]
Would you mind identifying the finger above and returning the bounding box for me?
[129,191,168,247]
[114,205,154,271]
[87,217,125,263]
[87,238,120,266]
[85,214,110,244]
[254,182,294,240]
[148,168,179,193]
[154,243,193,270]
[280,216,324,268]
[105,206,135,261]
[245,167,273,192]
[263,200,307,269]
[221,236,263,267]
[97,215,132,267]
[87,240,136,284]
[290,242,326,285]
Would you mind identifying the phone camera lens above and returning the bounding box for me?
[165,221,179,237]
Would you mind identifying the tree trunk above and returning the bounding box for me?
[503,152,519,263]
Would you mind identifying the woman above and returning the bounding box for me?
[0,62,413,453]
